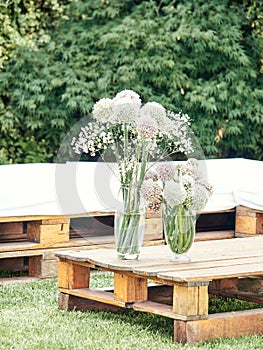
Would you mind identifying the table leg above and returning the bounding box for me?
[114,272,148,303]
[173,281,209,318]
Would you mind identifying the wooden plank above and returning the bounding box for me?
[195,230,235,241]
[60,287,128,308]
[0,222,25,242]
[236,206,263,235]
[0,257,27,272]
[58,292,123,312]
[158,262,263,283]
[0,235,163,256]
[209,288,263,304]
[57,260,90,289]
[114,272,148,303]
[55,237,263,272]
[27,223,70,243]
[236,215,257,235]
[0,212,115,223]
[238,277,263,293]
[133,301,203,321]
[174,308,263,343]
[40,258,58,278]
[148,284,173,305]
[173,283,209,317]
[28,256,41,277]
[133,256,263,277]
[144,217,163,241]
[0,276,40,285]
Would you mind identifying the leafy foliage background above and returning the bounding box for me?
[0,0,262,164]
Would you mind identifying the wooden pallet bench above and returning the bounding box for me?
[1,206,261,279]
[56,236,263,344]
[0,212,163,278]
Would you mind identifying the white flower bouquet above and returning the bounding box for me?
[71,89,195,259]
[142,159,213,261]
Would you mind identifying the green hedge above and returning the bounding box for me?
[0,0,262,163]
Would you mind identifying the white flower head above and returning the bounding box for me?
[136,115,158,139]
[181,174,195,188]
[163,180,187,207]
[141,178,162,201]
[156,163,176,182]
[190,183,210,212]
[140,102,166,125]
[114,89,141,105]
[112,89,141,123]
[141,178,162,212]
[144,169,157,181]
[92,98,113,123]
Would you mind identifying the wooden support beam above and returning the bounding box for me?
[174,308,263,343]
[57,260,90,289]
[27,222,70,244]
[114,272,148,303]
[58,292,123,312]
[173,282,209,318]
[236,206,263,236]
[210,277,239,292]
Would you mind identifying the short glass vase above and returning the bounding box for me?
[163,206,196,262]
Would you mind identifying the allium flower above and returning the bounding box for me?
[112,98,140,123]
[141,179,162,201]
[156,163,176,181]
[112,90,141,124]
[136,116,158,139]
[114,89,141,106]
[92,98,113,123]
[140,102,166,125]
[163,180,187,207]
[144,169,157,181]
[189,183,210,212]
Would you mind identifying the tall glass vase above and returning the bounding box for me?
[163,205,196,262]
[114,185,146,260]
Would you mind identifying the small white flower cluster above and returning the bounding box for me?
[72,89,195,161]
[142,159,213,213]
[71,123,113,156]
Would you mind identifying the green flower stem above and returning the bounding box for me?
[164,205,196,255]
[116,210,144,256]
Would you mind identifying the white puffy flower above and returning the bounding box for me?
[140,102,166,125]
[144,169,157,181]
[136,115,158,139]
[163,180,187,207]
[141,179,162,201]
[189,183,210,212]
[181,174,195,188]
[114,89,141,105]
[112,98,140,123]
[156,163,176,182]
[141,178,162,213]
[112,90,141,123]
[92,98,113,123]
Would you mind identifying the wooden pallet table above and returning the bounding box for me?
[0,209,237,279]
[56,236,263,344]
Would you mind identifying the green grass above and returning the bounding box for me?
[0,273,263,350]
